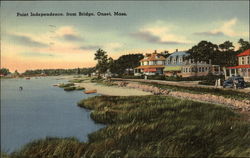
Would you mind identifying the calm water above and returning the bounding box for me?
[1,77,104,153]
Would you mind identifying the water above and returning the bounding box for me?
[1,77,104,153]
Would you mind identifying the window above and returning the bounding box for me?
[173,57,177,64]
[242,57,245,65]
[248,56,250,64]
[167,59,171,64]
[202,67,204,72]
[199,67,201,72]
[179,57,183,63]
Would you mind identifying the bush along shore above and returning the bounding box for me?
[6,95,250,158]
[114,81,250,112]
[58,83,85,91]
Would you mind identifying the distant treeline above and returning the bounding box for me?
[22,67,95,76]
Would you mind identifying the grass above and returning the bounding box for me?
[58,83,85,91]
[9,137,86,158]
[8,95,250,157]
[75,86,85,90]
[63,86,76,91]
[141,81,250,101]
[58,83,74,88]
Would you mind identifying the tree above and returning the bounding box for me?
[186,41,219,64]
[77,68,81,74]
[218,41,237,67]
[0,68,10,76]
[94,49,109,77]
[14,70,20,76]
[238,38,250,52]
[110,54,144,75]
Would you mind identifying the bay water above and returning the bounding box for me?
[1,77,104,153]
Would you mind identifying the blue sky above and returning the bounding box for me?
[1,1,249,71]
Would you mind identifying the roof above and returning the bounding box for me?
[140,53,166,62]
[167,51,188,58]
[163,66,182,72]
[227,65,250,69]
[237,49,250,57]
[135,65,165,69]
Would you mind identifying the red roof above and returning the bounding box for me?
[144,68,157,72]
[227,65,250,69]
[237,49,250,57]
[140,53,166,62]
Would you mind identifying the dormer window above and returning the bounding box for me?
[173,57,177,64]
[179,57,183,63]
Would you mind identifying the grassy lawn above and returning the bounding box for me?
[141,82,250,101]
[7,95,250,158]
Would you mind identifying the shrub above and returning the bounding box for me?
[75,86,85,90]
[58,83,74,88]
[64,86,76,91]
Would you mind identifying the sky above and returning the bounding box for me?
[1,1,249,72]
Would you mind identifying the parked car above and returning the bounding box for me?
[223,76,246,89]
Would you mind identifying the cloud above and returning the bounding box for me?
[63,34,83,41]
[194,18,248,37]
[8,34,49,47]
[79,45,101,50]
[131,22,190,45]
[20,52,56,57]
[193,31,225,36]
[55,26,83,42]
[131,31,183,44]
[104,42,123,51]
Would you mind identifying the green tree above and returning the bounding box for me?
[0,68,10,76]
[186,41,219,64]
[77,68,81,74]
[94,49,109,77]
[218,41,237,66]
[110,54,144,75]
[238,38,250,52]
[14,70,20,76]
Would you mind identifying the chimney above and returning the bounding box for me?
[176,49,178,52]
[209,59,212,65]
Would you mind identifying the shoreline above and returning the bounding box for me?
[76,82,152,96]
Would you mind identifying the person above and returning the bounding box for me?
[19,86,23,91]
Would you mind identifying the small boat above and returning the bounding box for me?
[26,77,30,80]
[84,89,97,94]
[52,84,59,86]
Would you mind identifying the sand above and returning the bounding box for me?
[76,82,152,96]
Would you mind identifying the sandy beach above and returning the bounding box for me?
[76,82,152,96]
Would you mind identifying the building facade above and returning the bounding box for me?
[134,51,166,76]
[181,60,220,77]
[164,50,221,77]
[225,49,250,81]
[164,51,188,76]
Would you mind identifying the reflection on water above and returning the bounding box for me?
[1,77,104,153]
